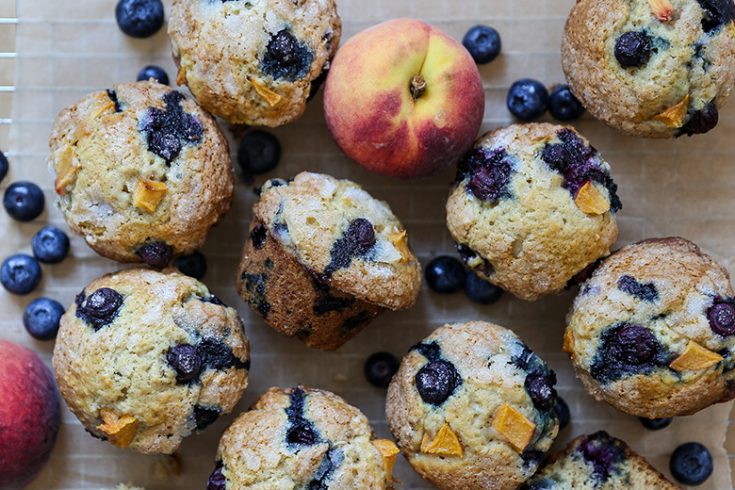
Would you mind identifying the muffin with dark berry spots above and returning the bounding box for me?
[237,172,421,351]
[169,0,341,126]
[565,237,735,418]
[207,386,398,489]
[446,124,621,302]
[53,268,250,454]
[49,81,233,267]
[386,321,559,490]
[563,0,735,138]
[526,431,680,489]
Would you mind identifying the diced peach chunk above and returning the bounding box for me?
[133,180,167,213]
[372,438,400,480]
[420,422,463,457]
[575,181,610,215]
[97,408,139,448]
[492,403,536,453]
[669,341,723,372]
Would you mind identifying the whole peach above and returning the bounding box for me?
[324,18,485,178]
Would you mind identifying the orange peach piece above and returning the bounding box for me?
[372,438,400,480]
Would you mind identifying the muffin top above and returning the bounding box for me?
[48,81,233,264]
[169,0,341,126]
[53,268,250,454]
[563,0,735,137]
[253,172,421,310]
[446,124,620,301]
[386,321,559,489]
[565,237,735,417]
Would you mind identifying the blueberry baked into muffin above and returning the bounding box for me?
[237,172,421,351]
[565,237,735,418]
[206,386,398,489]
[49,81,233,267]
[386,321,559,490]
[53,268,250,454]
[563,0,735,138]
[169,0,341,126]
[526,431,680,489]
[446,124,621,301]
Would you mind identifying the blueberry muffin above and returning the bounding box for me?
[526,431,680,489]
[237,172,421,351]
[206,386,398,489]
[169,0,341,126]
[49,81,233,267]
[53,268,250,454]
[565,237,735,418]
[563,0,735,138]
[386,321,560,490]
[446,124,621,301]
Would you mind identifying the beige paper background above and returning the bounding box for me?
[1,0,734,488]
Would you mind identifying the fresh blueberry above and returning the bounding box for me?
[425,256,466,294]
[549,85,585,122]
[708,299,735,336]
[0,150,8,184]
[462,25,502,64]
[614,31,653,68]
[115,0,164,39]
[76,287,124,330]
[260,29,314,81]
[465,270,503,304]
[1,254,42,295]
[680,102,719,136]
[640,417,673,431]
[555,396,571,430]
[23,297,65,341]
[31,226,70,264]
[364,352,399,388]
[207,461,226,490]
[174,251,207,280]
[670,442,713,486]
[237,131,281,177]
[137,65,169,85]
[136,241,173,268]
[167,344,202,383]
[415,359,462,405]
[3,181,45,222]
[507,79,549,121]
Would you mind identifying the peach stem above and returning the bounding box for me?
[410,75,427,100]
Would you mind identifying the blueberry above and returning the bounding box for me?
[549,85,585,121]
[364,352,399,388]
[286,421,319,446]
[507,79,549,121]
[708,299,735,336]
[23,297,65,341]
[237,131,281,177]
[457,147,516,203]
[524,373,557,411]
[415,359,462,405]
[462,25,502,64]
[115,0,164,39]
[640,417,673,431]
[680,102,719,136]
[3,181,45,222]
[141,91,204,164]
[260,29,314,81]
[250,224,268,250]
[617,275,658,302]
[166,344,202,383]
[0,150,8,184]
[174,251,207,280]
[697,0,735,34]
[590,323,670,382]
[207,461,226,490]
[555,397,571,430]
[197,337,249,371]
[76,287,124,330]
[324,218,376,277]
[425,256,466,294]
[136,241,173,268]
[465,270,503,304]
[1,254,42,295]
[137,65,169,85]
[31,226,70,264]
[670,442,713,486]
[578,432,625,482]
[614,31,653,68]
[193,405,221,431]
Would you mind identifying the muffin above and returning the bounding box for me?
[53,268,250,454]
[386,321,560,490]
[565,237,735,418]
[562,0,735,138]
[446,124,621,301]
[169,0,341,126]
[236,172,421,351]
[49,81,233,267]
[206,386,398,489]
[526,431,680,489]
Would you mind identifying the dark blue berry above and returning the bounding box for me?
[324,219,376,277]
[525,373,557,411]
[708,299,735,336]
[617,275,658,302]
[425,256,466,294]
[260,29,314,81]
[640,417,673,431]
[193,405,221,431]
[680,102,719,136]
[166,344,202,383]
[457,147,516,203]
[141,91,203,164]
[670,442,713,486]
[207,461,226,490]
[0,150,8,184]
[590,323,670,382]
[549,85,585,121]
[555,397,571,430]
[137,65,169,85]
[1,254,42,295]
[115,0,164,39]
[250,223,268,250]
[465,270,503,304]
[3,181,45,222]
[76,287,124,330]
[237,131,281,177]
[697,0,735,34]
[174,251,207,280]
[415,359,462,405]
[31,226,70,264]
[197,337,249,371]
[614,31,653,68]
[578,432,625,483]
[136,241,172,268]
[462,25,502,64]
[364,352,399,388]
[285,388,320,446]
[107,89,122,112]
[23,297,65,341]
[507,79,549,121]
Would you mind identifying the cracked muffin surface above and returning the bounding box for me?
[53,268,250,455]
[48,81,233,266]
[565,237,735,418]
[563,0,735,138]
[169,0,341,126]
